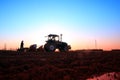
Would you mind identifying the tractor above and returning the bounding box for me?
[44,34,71,52]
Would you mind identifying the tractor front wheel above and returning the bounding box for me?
[59,46,68,52]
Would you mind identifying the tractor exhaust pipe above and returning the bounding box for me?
[60,34,62,41]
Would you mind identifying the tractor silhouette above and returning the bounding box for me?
[44,34,71,52]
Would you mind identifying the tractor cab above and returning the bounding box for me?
[46,34,60,42]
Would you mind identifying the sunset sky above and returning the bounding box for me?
[0,0,120,50]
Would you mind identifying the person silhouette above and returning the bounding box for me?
[20,40,24,49]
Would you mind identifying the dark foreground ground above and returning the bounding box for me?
[0,50,120,80]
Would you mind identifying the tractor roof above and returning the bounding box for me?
[48,34,59,37]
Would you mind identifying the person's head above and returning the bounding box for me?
[22,40,23,42]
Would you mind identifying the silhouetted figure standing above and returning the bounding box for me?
[20,40,24,49]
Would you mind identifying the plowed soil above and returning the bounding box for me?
[0,50,120,80]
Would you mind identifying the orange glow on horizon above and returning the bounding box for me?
[0,41,120,51]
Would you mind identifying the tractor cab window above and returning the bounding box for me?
[48,36,55,41]
[48,36,59,41]
[55,36,59,41]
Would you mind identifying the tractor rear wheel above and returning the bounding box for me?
[44,43,56,52]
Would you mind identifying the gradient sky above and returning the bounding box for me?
[0,0,120,50]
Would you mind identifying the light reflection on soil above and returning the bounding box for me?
[87,72,120,80]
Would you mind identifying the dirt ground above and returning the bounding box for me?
[0,50,120,80]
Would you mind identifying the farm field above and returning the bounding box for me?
[0,50,120,80]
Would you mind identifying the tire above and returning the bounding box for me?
[64,46,68,52]
[59,46,68,52]
[44,43,56,52]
